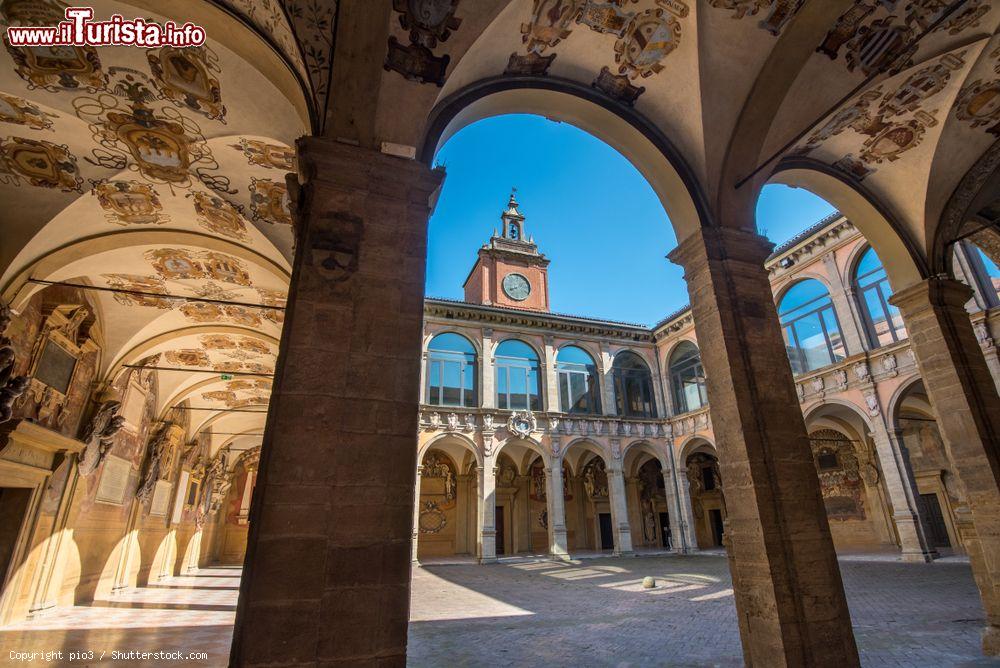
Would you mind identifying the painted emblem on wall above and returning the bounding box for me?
[797,53,966,180]
[0,92,56,130]
[817,1,986,76]
[249,178,293,226]
[103,274,175,309]
[164,349,211,367]
[707,0,801,36]
[231,138,296,170]
[507,411,536,439]
[418,500,447,533]
[147,46,225,121]
[593,65,645,105]
[145,248,252,286]
[614,7,683,79]
[0,136,82,191]
[93,180,168,225]
[310,210,363,282]
[954,78,1000,136]
[385,0,461,86]
[576,1,635,38]
[522,0,584,53]
[190,191,250,242]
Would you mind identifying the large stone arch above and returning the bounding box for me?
[420,77,711,241]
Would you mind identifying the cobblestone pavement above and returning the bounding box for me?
[408,553,1000,668]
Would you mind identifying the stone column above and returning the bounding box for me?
[890,277,1000,654]
[606,454,634,557]
[868,424,935,562]
[230,139,443,667]
[543,335,560,412]
[600,342,617,416]
[479,463,497,563]
[669,227,858,666]
[661,465,686,552]
[412,466,423,564]
[545,453,570,560]
[481,328,495,409]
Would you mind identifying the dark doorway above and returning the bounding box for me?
[598,513,614,550]
[659,512,671,548]
[918,493,951,548]
[709,508,724,547]
[0,487,32,588]
[495,505,505,555]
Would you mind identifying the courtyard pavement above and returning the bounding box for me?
[409,553,999,668]
[1,555,996,667]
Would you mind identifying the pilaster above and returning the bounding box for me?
[890,276,1000,654]
[545,453,570,560]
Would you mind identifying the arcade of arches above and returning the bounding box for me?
[1,1,1000,666]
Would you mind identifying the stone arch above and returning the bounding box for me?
[623,440,668,477]
[495,436,548,475]
[423,329,483,356]
[418,432,483,473]
[420,77,711,241]
[679,435,718,465]
[773,272,837,307]
[768,163,928,291]
[887,375,932,431]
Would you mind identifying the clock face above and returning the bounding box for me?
[502,273,531,301]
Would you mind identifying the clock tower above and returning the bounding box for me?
[463,192,551,312]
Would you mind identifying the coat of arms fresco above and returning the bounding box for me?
[190,191,250,242]
[0,92,56,130]
[0,136,82,191]
[93,180,168,225]
[147,46,226,122]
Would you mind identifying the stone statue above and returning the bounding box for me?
[137,423,173,503]
[686,460,703,494]
[643,511,656,543]
[0,303,28,425]
[78,400,125,476]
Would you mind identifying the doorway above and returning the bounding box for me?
[495,505,505,556]
[598,513,613,550]
[918,493,951,548]
[709,508,724,547]
[659,512,671,548]
[0,488,32,590]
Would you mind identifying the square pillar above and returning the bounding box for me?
[890,277,1000,654]
[412,466,423,564]
[230,138,443,667]
[669,227,858,667]
[479,463,497,563]
[545,453,570,560]
[869,425,935,562]
[606,449,634,557]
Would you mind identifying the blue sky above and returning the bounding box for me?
[426,115,836,326]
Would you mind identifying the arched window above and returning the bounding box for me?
[669,341,707,414]
[854,246,907,347]
[556,346,601,415]
[612,351,657,418]
[778,279,847,375]
[495,339,541,411]
[426,333,477,407]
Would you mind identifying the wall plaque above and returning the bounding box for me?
[95,455,131,505]
[34,339,76,393]
[120,381,146,430]
[171,471,189,524]
[150,480,173,517]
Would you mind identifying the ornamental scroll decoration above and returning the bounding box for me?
[507,411,536,439]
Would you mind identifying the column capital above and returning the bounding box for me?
[296,136,444,204]
[888,276,974,316]
[667,227,774,275]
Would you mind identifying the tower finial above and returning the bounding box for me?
[509,186,518,208]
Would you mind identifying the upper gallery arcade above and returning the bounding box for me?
[0,1,999,666]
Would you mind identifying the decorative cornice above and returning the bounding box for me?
[424,298,653,341]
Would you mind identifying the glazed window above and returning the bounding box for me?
[854,246,907,348]
[426,333,477,408]
[612,351,657,418]
[778,279,848,375]
[669,341,707,415]
[557,345,601,415]
[971,245,1000,305]
[495,339,541,411]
